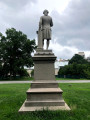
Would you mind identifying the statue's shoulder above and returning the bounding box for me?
[41,15,52,19]
[47,16,52,20]
[40,16,44,19]
[48,15,52,18]
[40,16,47,20]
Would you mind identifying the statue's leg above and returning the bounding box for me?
[47,40,49,50]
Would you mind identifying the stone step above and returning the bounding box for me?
[36,49,52,53]
[31,82,58,88]
[26,88,63,93]
[25,100,65,106]
[19,102,71,112]
[26,88,63,101]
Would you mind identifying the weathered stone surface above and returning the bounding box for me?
[25,100,65,106]
[36,49,52,53]
[19,50,70,112]
[31,81,58,88]
[33,50,56,81]
[26,88,63,101]
[19,103,70,112]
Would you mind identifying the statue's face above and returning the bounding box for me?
[44,11,48,16]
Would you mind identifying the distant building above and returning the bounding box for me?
[78,52,85,58]
[55,59,69,76]
[24,66,34,77]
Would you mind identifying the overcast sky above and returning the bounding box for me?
[0,0,90,59]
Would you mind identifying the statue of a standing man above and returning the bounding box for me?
[37,10,53,49]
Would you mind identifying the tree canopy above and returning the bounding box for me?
[58,54,90,79]
[0,28,36,79]
[69,54,88,64]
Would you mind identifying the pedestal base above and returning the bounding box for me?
[19,50,70,112]
[19,86,70,112]
[19,102,70,112]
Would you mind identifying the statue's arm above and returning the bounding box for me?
[50,18,53,27]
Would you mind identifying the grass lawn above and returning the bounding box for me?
[0,83,90,120]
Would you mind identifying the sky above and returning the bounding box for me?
[0,0,90,59]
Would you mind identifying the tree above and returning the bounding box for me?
[69,54,88,64]
[0,28,36,79]
[58,54,90,79]
[58,63,88,79]
[84,64,90,79]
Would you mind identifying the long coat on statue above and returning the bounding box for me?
[39,15,53,40]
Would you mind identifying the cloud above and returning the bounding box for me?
[0,0,39,38]
[49,41,78,59]
[0,0,90,59]
[51,0,90,51]
[0,0,37,10]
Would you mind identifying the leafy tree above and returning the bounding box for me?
[84,64,90,79]
[0,28,36,79]
[58,54,90,79]
[58,64,87,79]
[69,54,88,64]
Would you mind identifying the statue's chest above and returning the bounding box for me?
[42,17,51,24]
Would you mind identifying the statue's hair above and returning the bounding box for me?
[43,9,49,14]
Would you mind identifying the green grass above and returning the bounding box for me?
[0,83,90,120]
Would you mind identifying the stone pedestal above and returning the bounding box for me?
[19,49,70,112]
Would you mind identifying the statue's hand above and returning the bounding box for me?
[36,31,38,34]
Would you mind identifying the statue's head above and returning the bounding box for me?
[43,9,49,16]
